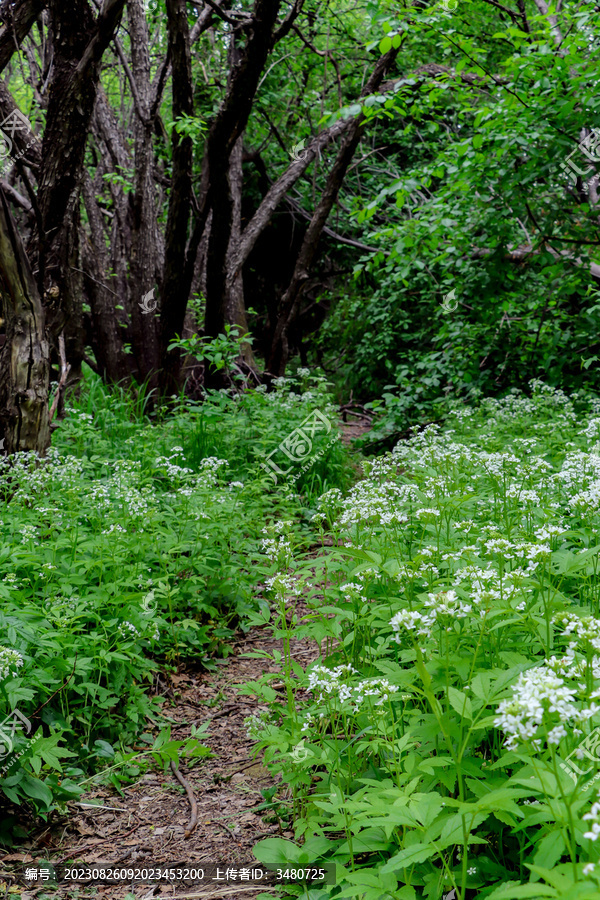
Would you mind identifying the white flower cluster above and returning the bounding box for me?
[102,523,127,535]
[307,664,359,703]
[556,614,600,653]
[583,793,600,841]
[19,524,39,544]
[390,609,433,640]
[244,710,272,740]
[117,621,140,639]
[154,452,194,482]
[307,665,398,712]
[424,589,473,620]
[390,590,476,642]
[494,663,600,751]
[335,480,413,528]
[0,647,24,681]
[352,677,399,709]
[196,457,229,488]
[264,573,302,601]
[341,582,364,600]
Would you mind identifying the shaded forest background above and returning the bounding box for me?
[0,0,598,451]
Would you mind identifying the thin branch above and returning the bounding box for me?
[0,179,32,216]
[480,0,524,29]
[169,760,198,838]
[196,0,237,26]
[32,653,77,718]
[49,334,71,421]
[291,22,325,55]
[111,34,150,126]
[273,0,304,43]
[286,194,388,255]
[70,265,120,296]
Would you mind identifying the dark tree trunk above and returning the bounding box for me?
[0,0,46,73]
[81,170,130,382]
[158,0,194,395]
[202,0,282,341]
[126,0,162,387]
[34,0,126,380]
[0,187,49,454]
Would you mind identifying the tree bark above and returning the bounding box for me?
[185,0,282,344]
[127,0,162,387]
[0,0,46,73]
[35,0,126,380]
[81,170,130,382]
[158,0,194,395]
[0,187,49,454]
[267,47,400,374]
[224,135,251,346]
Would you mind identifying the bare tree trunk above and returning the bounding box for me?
[81,170,130,381]
[267,48,399,374]
[35,0,126,379]
[202,0,282,341]
[127,0,161,386]
[0,188,49,454]
[224,135,252,361]
[158,0,194,395]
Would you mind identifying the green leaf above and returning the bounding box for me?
[532,830,566,873]
[447,686,473,721]
[19,774,53,808]
[380,843,437,872]
[486,884,557,899]
[253,838,303,867]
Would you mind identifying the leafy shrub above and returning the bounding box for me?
[250,380,600,899]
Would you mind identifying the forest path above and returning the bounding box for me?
[6,416,371,900]
[12,610,320,900]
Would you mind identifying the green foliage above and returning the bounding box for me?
[0,367,349,836]
[172,370,353,503]
[250,382,600,898]
[310,0,600,436]
[168,321,253,377]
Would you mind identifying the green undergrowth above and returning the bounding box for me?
[0,367,351,842]
[248,381,600,900]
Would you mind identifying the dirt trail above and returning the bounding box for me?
[1,418,370,900]
[1,612,320,900]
